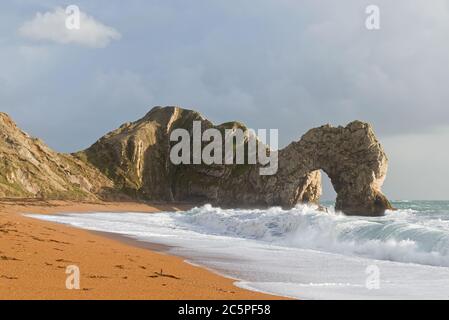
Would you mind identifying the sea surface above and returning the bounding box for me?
[29,201,449,299]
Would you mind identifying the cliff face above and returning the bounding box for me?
[74,107,205,200]
[75,107,256,203]
[0,112,113,200]
[0,107,392,216]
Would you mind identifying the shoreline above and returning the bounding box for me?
[0,200,284,300]
[89,230,281,297]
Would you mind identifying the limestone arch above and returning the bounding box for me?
[271,121,392,216]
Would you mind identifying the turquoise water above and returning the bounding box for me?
[394,200,449,214]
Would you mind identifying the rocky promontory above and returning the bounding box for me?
[0,107,392,216]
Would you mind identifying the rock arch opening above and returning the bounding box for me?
[319,169,337,204]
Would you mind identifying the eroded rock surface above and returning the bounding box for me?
[77,107,392,215]
[75,107,205,200]
[264,121,393,216]
[0,107,392,216]
[0,112,112,199]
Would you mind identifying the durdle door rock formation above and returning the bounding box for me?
[265,121,393,216]
[0,107,392,216]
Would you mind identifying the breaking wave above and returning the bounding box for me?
[172,204,449,267]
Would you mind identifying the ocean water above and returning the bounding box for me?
[29,201,449,299]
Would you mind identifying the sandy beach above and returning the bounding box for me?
[0,199,280,300]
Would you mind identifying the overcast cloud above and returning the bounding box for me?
[1,0,449,200]
[18,6,121,47]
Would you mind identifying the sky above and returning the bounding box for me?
[1,0,449,200]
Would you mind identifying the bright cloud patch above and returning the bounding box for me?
[18,7,121,48]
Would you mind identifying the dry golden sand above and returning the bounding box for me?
[0,200,281,300]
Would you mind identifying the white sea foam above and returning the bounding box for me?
[28,203,449,299]
[172,204,449,267]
